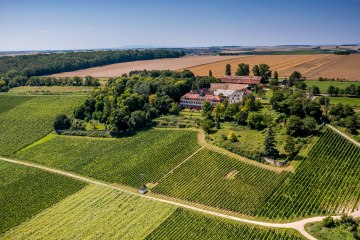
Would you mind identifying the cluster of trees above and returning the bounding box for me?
[322,215,360,239]
[327,84,360,96]
[59,70,218,132]
[270,89,322,136]
[0,49,185,91]
[328,103,359,134]
[0,76,100,91]
[200,94,264,133]
[224,63,273,83]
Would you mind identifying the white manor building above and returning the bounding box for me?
[213,89,245,104]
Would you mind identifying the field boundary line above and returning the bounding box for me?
[3,156,359,240]
[156,146,205,184]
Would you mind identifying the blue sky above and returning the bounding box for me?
[0,0,359,51]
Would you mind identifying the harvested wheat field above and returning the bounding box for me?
[51,55,242,78]
[187,54,360,81]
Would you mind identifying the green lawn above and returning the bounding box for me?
[329,97,360,106]
[0,161,86,235]
[305,222,354,240]
[2,185,176,240]
[306,80,360,94]
[146,209,305,240]
[153,148,291,215]
[15,129,200,188]
[0,95,85,155]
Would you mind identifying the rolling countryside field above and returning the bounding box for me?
[14,129,200,187]
[0,161,86,234]
[187,54,360,81]
[0,95,86,155]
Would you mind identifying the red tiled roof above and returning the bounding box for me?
[220,76,262,84]
[210,83,248,91]
[181,90,221,101]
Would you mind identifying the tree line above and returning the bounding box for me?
[223,63,274,83]
[0,49,185,92]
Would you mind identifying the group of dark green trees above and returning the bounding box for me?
[327,84,360,96]
[64,70,219,132]
[224,63,274,83]
[0,49,184,92]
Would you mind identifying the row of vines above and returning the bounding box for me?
[257,127,360,219]
[145,208,305,240]
[153,148,291,215]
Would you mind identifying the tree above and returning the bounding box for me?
[286,116,304,136]
[254,64,271,83]
[213,103,225,129]
[169,103,181,116]
[322,216,335,228]
[274,70,279,80]
[252,65,260,76]
[227,131,238,142]
[128,110,147,130]
[235,63,250,76]
[109,108,130,131]
[284,135,296,157]
[247,112,267,130]
[54,114,71,131]
[303,117,317,134]
[269,78,279,91]
[345,115,357,134]
[202,101,213,119]
[254,84,265,98]
[209,70,213,77]
[225,64,231,76]
[288,71,302,87]
[264,128,279,159]
[235,110,248,125]
[201,119,215,133]
[312,85,320,95]
[73,105,86,120]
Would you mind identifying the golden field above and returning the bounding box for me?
[51,55,242,78]
[187,54,360,81]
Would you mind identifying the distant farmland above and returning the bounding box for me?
[187,54,360,81]
[51,55,242,78]
[51,54,360,81]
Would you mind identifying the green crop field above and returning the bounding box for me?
[0,95,34,114]
[0,95,85,155]
[145,209,305,240]
[305,80,360,94]
[153,148,291,215]
[258,128,360,219]
[329,97,360,106]
[0,161,86,235]
[1,185,177,239]
[15,129,200,188]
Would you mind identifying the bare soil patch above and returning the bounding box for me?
[225,170,239,180]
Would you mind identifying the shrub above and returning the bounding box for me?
[322,216,335,228]
[227,131,238,142]
[54,114,71,131]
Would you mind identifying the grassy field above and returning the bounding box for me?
[146,209,305,240]
[8,86,94,95]
[1,185,177,239]
[258,128,360,219]
[305,80,360,94]
[0,95,85,155]
[15,129,200,188]
[305,222,354,240]
[0,161,86,235]
[153,148,291,215]
[329,97,360,106]
[186,54,360,80]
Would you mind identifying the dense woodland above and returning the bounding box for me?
[55,70,220,132]
[0,49,184,92]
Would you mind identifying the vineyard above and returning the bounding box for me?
[1,185,177,239]
[15,129,200,187]
[257,127,360,219]
[153,148,291,215]
[145,209,305,240]
[0,161,86,234]
[0,95,85,155]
